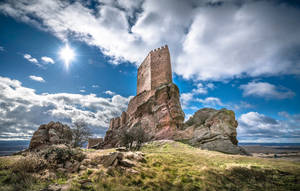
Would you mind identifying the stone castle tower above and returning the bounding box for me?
[137,45,172,95]
[105,45,184,147]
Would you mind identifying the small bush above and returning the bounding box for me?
[41,145,85,167]
[119,124,149,150]
[12,154,46,174]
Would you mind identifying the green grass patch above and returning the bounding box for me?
[1,141,299,190]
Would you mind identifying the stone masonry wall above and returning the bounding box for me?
[137,54,151,95]
[150,45,172,90]
[109,45,173,131]
[136,45,172,95]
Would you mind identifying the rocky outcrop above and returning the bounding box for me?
[100,46,247,155]
[102,83,185,148]
[87,138,103,149]
[29,121,73,150]
[175,108,248,155]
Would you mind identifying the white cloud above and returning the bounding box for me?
[29,75,45,82]
[192,83,215,94]
[184,114,192,122]
[1,1,300,81]
[180,82,216,108]
[238,111,300,143]
[41,56,55,64]
[92,85,99,88]
[0,76,133,140]
[180,92,193,109]
[0,46,4,51]
[24,54,38,64]
[196,97,224,108]
[231,101,253,111]
[79,89,86,93]
[240,81,295,99]
[105,90,115,96]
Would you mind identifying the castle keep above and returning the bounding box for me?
[109,45,178,130]
[137,45,172,95]
[104,45,184,147]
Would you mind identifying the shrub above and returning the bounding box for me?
[71,121,92,148]
[41,145,85,167]
[119,124,149,150]
[12,154,46,174]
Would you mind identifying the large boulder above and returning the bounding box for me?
[175,108,248,155]
[29,121,73,150]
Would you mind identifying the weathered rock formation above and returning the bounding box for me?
[101,45,246,155]
[29,121,73,150]
[87,138,103,149]
[102,45,185,148]
[175,108,248,155]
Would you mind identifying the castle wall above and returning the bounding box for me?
[127,90,155,116]
[137,54,151,95]
[150,45,172,90]
[109,45,173,130]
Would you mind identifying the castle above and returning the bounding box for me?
[100,45,244,155]
[137,45,172,95]
[109,45,176,130]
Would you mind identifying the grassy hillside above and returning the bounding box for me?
[1,140,299,191]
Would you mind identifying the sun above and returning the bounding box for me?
[59,44,75,68]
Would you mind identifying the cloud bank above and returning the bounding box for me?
[240,81,295,99]
[0,76,132,140]
[1,0,300,81]
[238,111,300,143]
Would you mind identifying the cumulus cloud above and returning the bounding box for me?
[192,83,215,94]
[180,92,193,109]
[240,81,295,99]
[79,89,85,93]
[41,56,55,64]
[105,90,115,96]
[0,76,132,140]
[196,97,224,107]
[180,82,216,109]
[24,54,38,64]
[1,0,300,81]
[238,111,300,143]
[29,75,45,82]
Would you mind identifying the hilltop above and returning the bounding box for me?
[0,140,299,191]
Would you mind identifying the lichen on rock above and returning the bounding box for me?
[175,108,248,155]
[29,121,73,150]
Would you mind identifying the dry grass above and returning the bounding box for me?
[70,141,300,191]
[0,154,48,191]
[1,141,299,191]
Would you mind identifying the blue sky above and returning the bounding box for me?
[0,0,299,143]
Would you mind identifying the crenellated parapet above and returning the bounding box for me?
[137,45,172,95]
[109,111,129,130]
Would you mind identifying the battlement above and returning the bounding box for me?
[150,45,169,53]
[137,45,172,95]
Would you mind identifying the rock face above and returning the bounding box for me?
[101,45,185,148]
[103,82,185,148]
[87,138,103,149]
[29,121,73,150]
[175,108,248,155]
[101,45,246,155]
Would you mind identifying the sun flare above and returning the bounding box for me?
[59,44,75,68]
